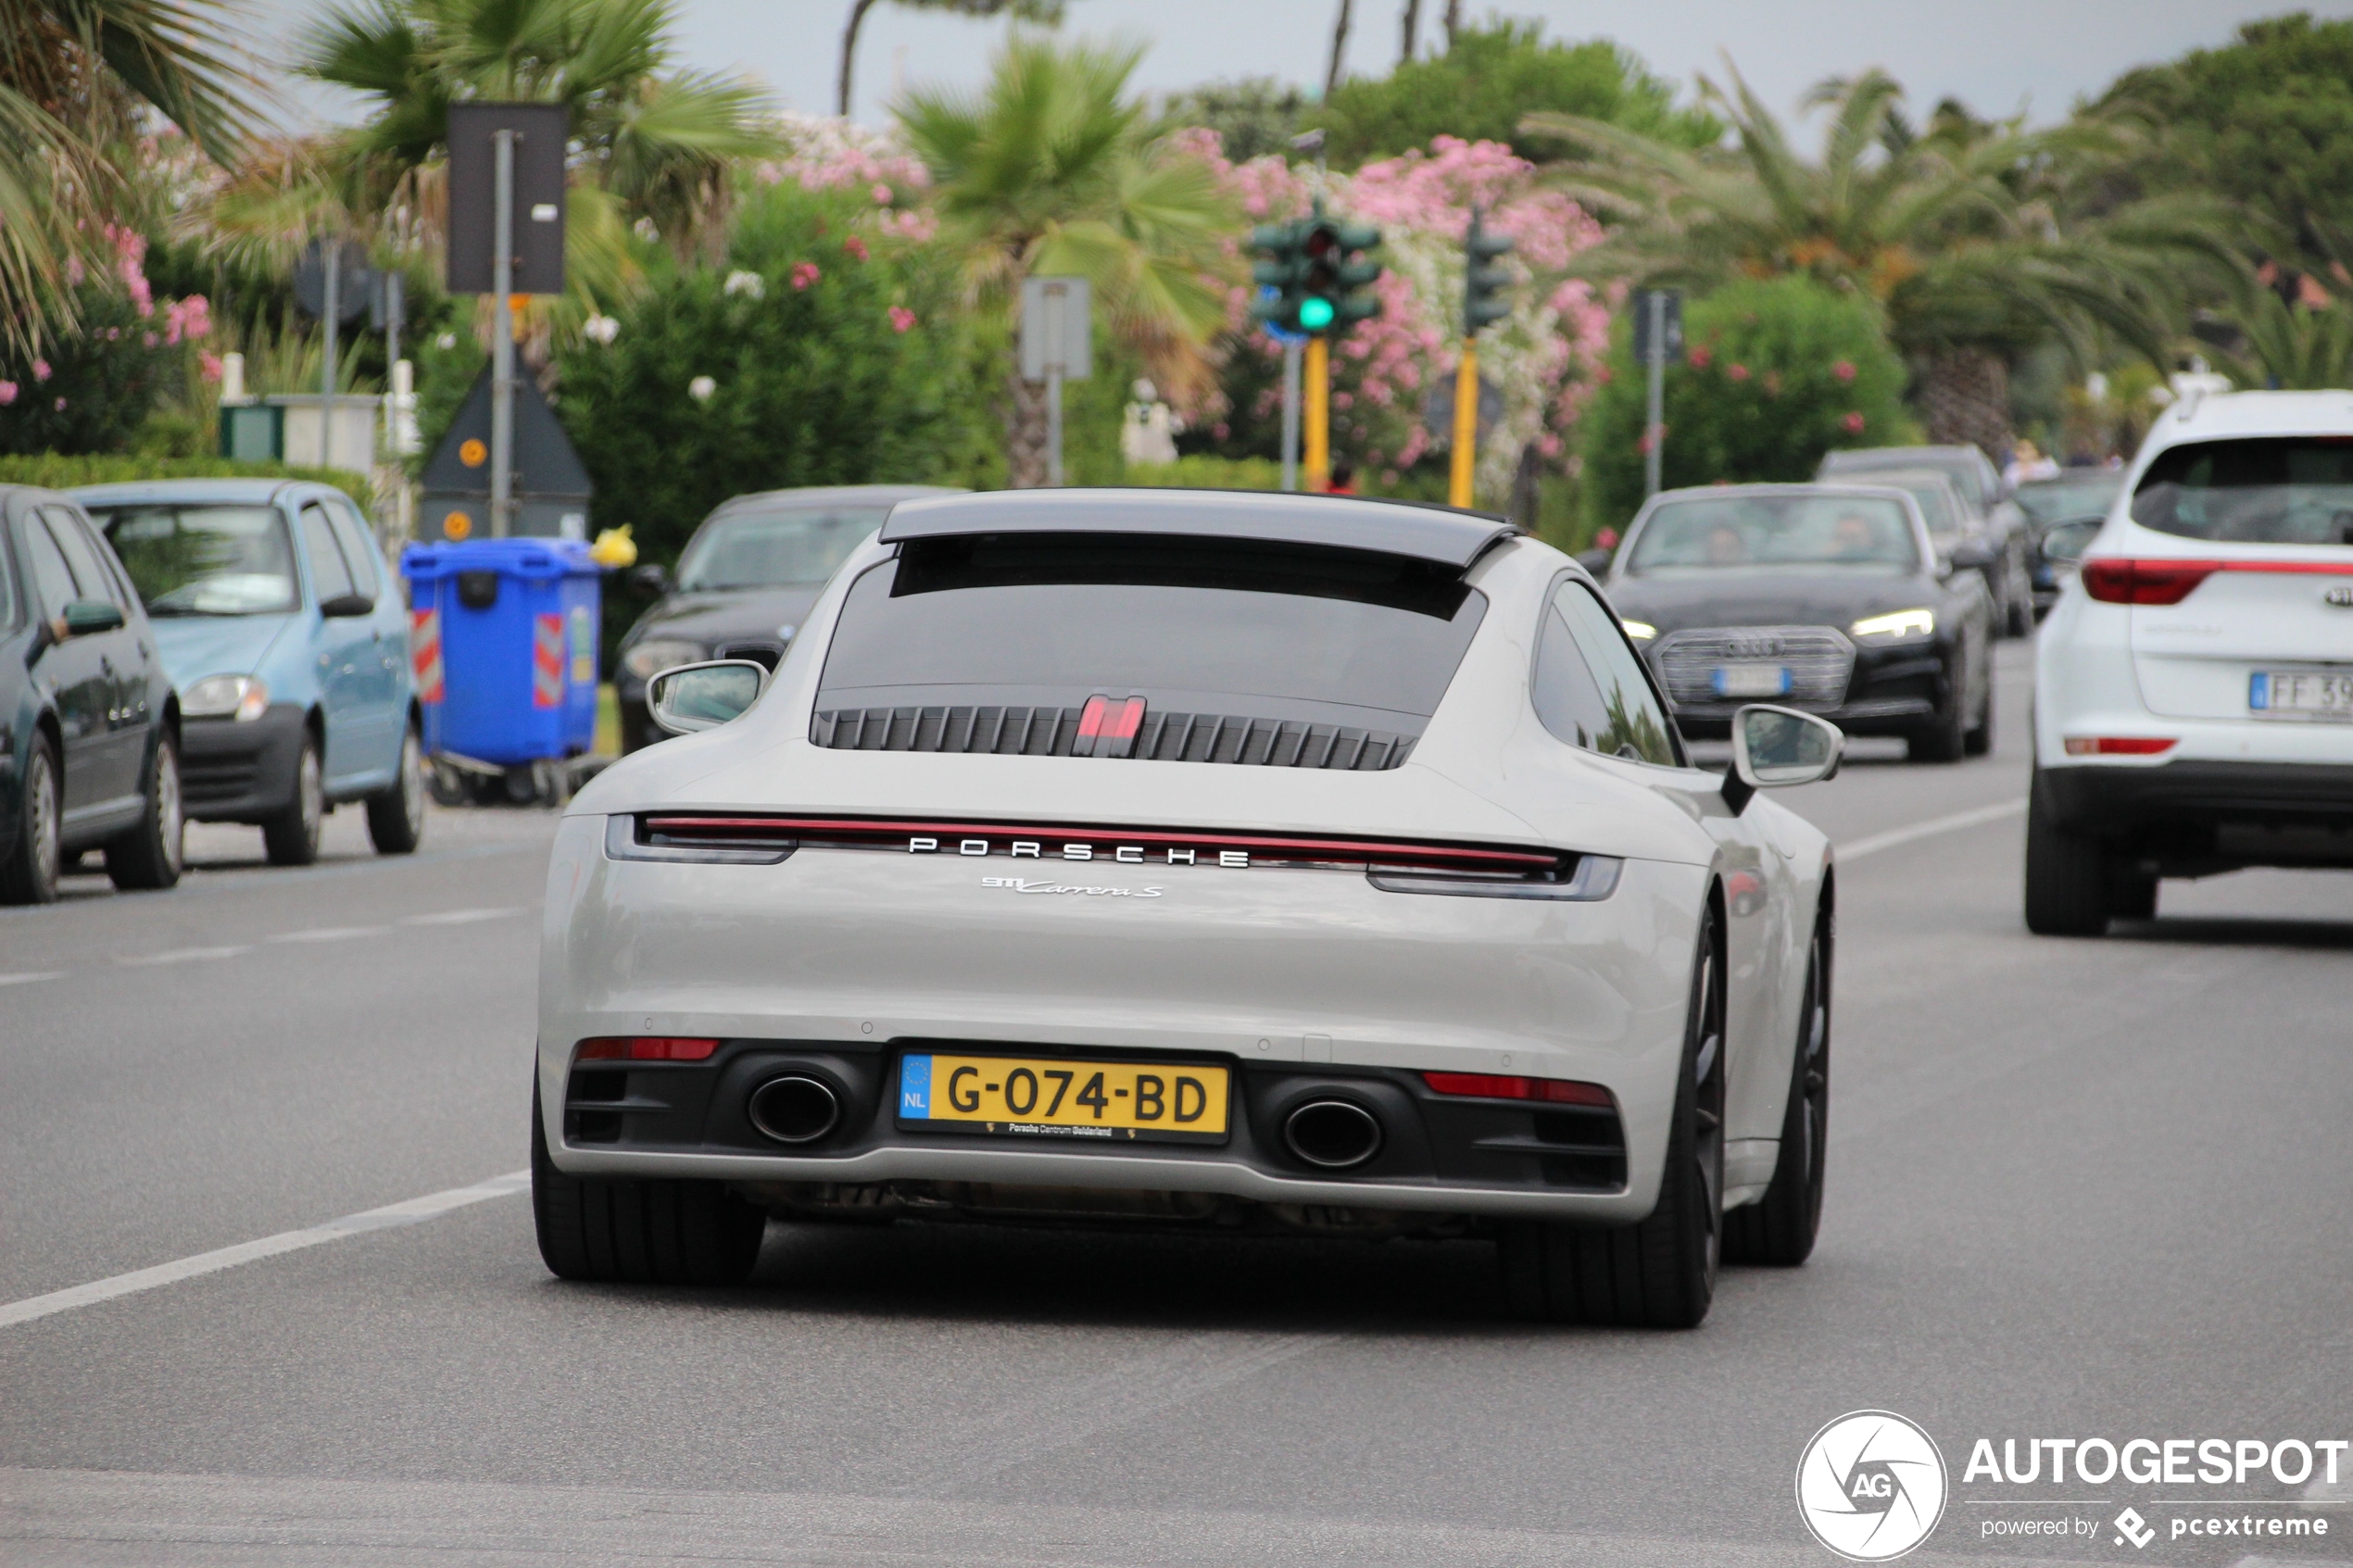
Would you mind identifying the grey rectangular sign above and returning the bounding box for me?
[1020,275,1092,383]
[1632,288,1684,365]
[447,103,569,295]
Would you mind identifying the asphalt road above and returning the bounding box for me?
[3,640,2348,1567]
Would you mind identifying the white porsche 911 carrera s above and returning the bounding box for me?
[534,490,1843,1327]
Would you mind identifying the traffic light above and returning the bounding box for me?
[1463,209,1514,335]
[1249,202,1381,338]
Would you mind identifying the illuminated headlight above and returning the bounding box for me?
[1621,620,1657,640]
[1850,608,1936,641]
[182,674,269,721]
[622,639,704,681]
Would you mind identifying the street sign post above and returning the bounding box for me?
[294,237,375,422]
[1635,288,1684,500]
[1020,275,1092,487]
[447,104,568,536]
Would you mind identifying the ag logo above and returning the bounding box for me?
[1795,1410,1948,1561]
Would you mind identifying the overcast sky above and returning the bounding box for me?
[268,1,2353,134]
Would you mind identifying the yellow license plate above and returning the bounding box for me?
[898,1052,1230,1144]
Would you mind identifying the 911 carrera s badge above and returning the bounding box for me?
[981,876,1164,897]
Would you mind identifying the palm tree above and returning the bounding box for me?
[896,36,1239,486]
[1529,69,2242,458]
[297,0,775,268]
[0,0,264,352]
[836,0,1063,118]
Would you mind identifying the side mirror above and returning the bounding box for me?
[63,599,126,636]
[647,659,767,736]
[1723,704,1843,813]
[629,563,673,596]
[319,592,376,619]
[2040,520,2099,566]
[1947,539,1995,571]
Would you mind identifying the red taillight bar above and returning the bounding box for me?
[2082,557,2353,606]
[1422,1071,1614,1108]
[2063,736,2177,756]
[576,1036,719,1062]
[638,815,1563,872]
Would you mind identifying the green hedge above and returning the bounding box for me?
[1120,455,1286,491]
[0,454,371,508]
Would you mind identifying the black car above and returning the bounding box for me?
[1602,483,1998,762]
[2013,468,2124,617]
[1817,443,2033,637]
[613,484,962,752]
[1,485,183,902]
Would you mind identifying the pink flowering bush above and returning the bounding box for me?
[1174,132,1611,501]
[0,226,213,456]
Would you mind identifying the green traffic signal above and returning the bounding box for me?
[1247,199,1383,338]
[1462,207,1516,336]
[1298,296,1336,331]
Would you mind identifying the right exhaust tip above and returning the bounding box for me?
[749,1074,842,1145]
[1283,1098,1384,1170]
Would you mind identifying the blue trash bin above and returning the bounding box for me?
[401,538,602,766]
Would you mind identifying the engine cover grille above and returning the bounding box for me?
[1653,625,1856,708]
[810,705,1417,770]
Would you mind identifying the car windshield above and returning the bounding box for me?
[2130,438,2353,546]
[1624,495,1920,575]
[1822,450,1984,508]
[1848,472,1957,534]
[675,507,887,591]
[816,533,1486,727]
[2015,473,2122,526]
[91,504,299,615]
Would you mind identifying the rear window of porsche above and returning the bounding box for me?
[2131,437,2353,546]
[813,532,1486,742]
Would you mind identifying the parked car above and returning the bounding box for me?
[535,491,1845,1327]
[613,484,963,752]
[1818,444,2033,636]
[2015,469,2126,618]
[1,485,183,902]
[77,480,423,866]
[2028,391,2353,934]
[1604,483,1997,761]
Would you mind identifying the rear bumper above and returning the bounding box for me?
[180,704,306,822]
[2042,759,2353,870]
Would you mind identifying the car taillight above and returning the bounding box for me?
[575,1036,719,1061]
[2080,558,2220,605]
[1422,1072,1614,1107]
[2062,736,2177,756]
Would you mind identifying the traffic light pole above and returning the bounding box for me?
[1643,288,1666,500]
[490,128,517,538]
[1280,339,1302,492]
[1448,343,1478,508]
[1304,336,1330,492]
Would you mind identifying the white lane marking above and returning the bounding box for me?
[402,907,522,925]
[117,946,252,966]
[0,971,66,986]
[0,1170,529,1331]
[265,926,389,944]
[1838,798,2027,862]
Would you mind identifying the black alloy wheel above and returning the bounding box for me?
[1724,911,1831,1265]
[263,733,325,866]
[366,724,427,855]
[0,733,62,905]
[531,1081,767,1286]
[106,732,184,891]
[1501,904,1726,1329]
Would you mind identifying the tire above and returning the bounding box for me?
[1501,905,1724,1328]
[1906,671,1969,763]
[0,733,61,905]
[2108,868,2158,922]
[2023,769,2111,935]
[531,1081,766,1286]
[1724,913,1831,1266]
[105,731,184,891]
[261,732,324,866]
[366,724,426,855]
[1963,657,1994,757]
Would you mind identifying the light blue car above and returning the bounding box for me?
[75,479,424,864]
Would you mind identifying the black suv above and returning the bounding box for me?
[1,486,183,902]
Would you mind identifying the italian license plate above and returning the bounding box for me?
[1714,663,1792,698]
[898,1053,1230,1144]
[2249,671,2353,721]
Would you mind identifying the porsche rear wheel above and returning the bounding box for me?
[1723,912,1831,1266]
[531,1082,766,1286]
[1501,905,1724,1329]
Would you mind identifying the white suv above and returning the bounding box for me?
[2028,390,2353,935]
